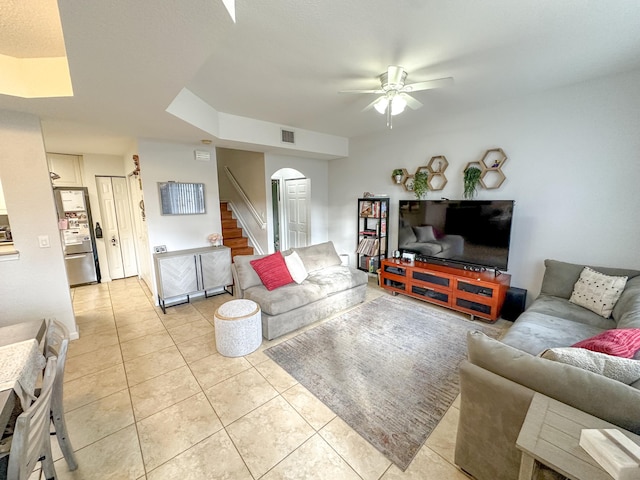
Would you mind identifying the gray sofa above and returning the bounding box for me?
[455,259,640,480]
[231,241,368,340]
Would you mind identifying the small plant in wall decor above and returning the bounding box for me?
[463,165,483,199]
[392,169,404,183]
[413,171,430,199]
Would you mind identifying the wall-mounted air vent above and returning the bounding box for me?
[281,129,295,144]
[194,150,211,161]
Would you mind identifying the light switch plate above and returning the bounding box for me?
[153,245,167,253]
[38,235,50,248]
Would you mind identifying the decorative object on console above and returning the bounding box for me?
[579,428,640,480]
[207,232,222,246]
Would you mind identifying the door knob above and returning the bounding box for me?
[111,236,118,246]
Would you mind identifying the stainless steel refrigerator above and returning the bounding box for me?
[54,187,101,286]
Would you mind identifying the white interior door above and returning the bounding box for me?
[284,178,310,249]
[96,176,138,280]
[112,177,137,277]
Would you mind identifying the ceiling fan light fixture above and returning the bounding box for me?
[390,95,407,115]
[373,96,388,114]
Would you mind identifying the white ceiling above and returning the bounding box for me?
[2,0,640,155]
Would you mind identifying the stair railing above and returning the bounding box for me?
[224,167,266,230]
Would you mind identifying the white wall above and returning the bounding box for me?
[138,139,222,298]
[0,110,77,335]
[265,153,330,252]
[328,69,640,301]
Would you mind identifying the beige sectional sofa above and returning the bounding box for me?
[455,259,640,480]
[231,241,368,340]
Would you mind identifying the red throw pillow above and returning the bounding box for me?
[572,329,640,358]
[250,252,294,291]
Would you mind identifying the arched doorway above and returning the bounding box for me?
[271,168,310,251]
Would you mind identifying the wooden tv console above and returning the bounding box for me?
[380,259,511,322]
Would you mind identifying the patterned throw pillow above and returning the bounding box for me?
[572,329,640,359]
[569,266,627,318]
[250,252,294,291]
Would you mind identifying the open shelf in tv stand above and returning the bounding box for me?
[379,259,511,322]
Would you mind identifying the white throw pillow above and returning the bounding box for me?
[569,266,627,318]
[541,347,640,385]
[413,225,436,243]
[284,250,308,284]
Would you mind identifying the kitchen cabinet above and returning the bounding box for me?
[47,153,83,187]
[154,246,232,312]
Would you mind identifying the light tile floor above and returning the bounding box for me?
[45,277,487,479]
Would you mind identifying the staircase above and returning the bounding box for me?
[220,202,254,258]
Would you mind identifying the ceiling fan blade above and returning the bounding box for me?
[339,89,385,94]
[387,66,405,86]
[401,93,423,110]
[402,77,454,92]
[362,97,382,112]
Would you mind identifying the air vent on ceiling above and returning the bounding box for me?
[281,129,295,144]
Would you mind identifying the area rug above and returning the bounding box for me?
[265,294,502,470]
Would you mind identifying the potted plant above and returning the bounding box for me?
[463,166,482,199]
[413,171,429,199]
[392,169,404,184]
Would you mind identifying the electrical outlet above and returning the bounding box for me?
[153,245,167,253]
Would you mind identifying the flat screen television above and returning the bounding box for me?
[398,200,514,271]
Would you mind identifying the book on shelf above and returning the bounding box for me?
[381,201,387,218]
[359,229,377,236]
[360,201,372,216]
[356,238,379,256]
[380,219,386,235]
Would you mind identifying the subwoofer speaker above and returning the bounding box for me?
[502,287,527,321]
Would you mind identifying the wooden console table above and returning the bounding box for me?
[154,246,233,312]
[379,259,510,322]
[517,393,640,480]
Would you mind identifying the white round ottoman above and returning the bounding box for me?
[214,299,262,357]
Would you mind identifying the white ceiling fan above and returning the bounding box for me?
[340,66,454,129]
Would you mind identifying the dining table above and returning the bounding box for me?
[0,319,47,434]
